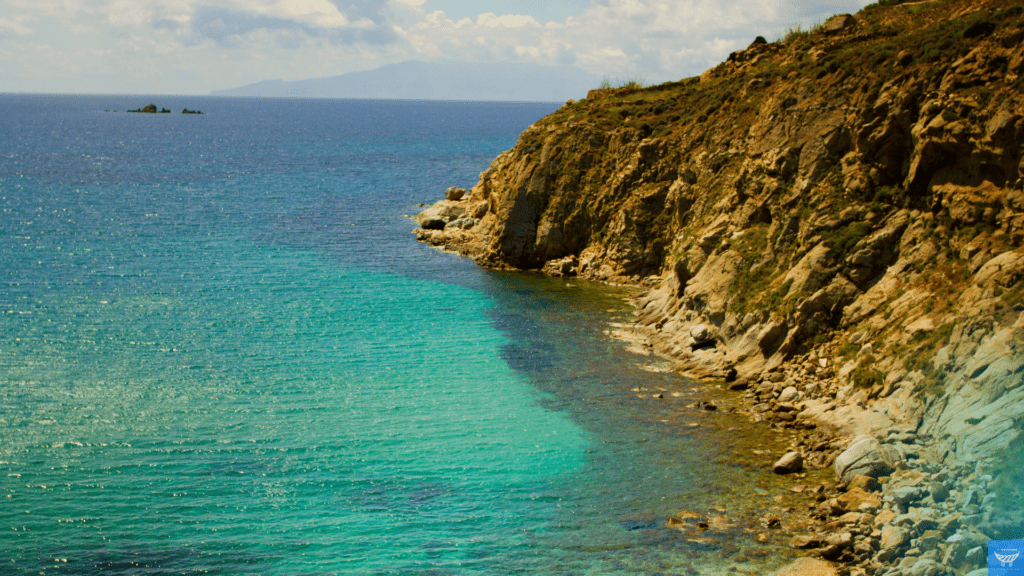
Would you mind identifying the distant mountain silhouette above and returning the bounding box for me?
[210,60,603,102]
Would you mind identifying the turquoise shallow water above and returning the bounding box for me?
[0,95,801,575]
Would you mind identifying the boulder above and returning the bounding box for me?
[471,200,489,219]
[833,487,881,513]
[418,215,447,230]
[876,522,909,549]
[833,435,892,482]
[689,324,716,343]
[973,249,1024,288]
[778,386,800,403]
[903,508,939,532]
[964,546,987,568]
[416,200,466,230]
[445,186,466,201]
[847,474,880,492]
[727,379,749,391]
[919,530,942,551]
[904,558,944,576]
[773,451,804,474]
[790,534,822,549]
[938,513,962,535]
[820,14,856,34]
[892,486,925,507]
[877,525,910,561]
[445,217,477,230]
[835,512,866,525]
[543,255,578,277]
[819,532,853,560]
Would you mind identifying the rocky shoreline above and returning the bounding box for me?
[414,1,1024,574]
[421,202,1013,576]
[616,317,1009,576]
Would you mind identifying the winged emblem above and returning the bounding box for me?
[995,550,1020,567]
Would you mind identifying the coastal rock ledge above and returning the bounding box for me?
[416,2,1024,574]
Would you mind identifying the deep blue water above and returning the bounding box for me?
[0,95,800,575]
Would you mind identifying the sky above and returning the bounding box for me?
[0,0,873,95]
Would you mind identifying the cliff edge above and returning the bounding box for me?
[416,1,1024,570]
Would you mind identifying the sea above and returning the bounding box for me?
[0,94,807,575]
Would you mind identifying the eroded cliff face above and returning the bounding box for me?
[415,0,1024,463]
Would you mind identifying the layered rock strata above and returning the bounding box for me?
[415,1,1024,574]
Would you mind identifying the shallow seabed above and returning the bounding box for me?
[1,94,816,575]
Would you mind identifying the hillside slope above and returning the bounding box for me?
[211,60,603,102]
[416,0,1024,472]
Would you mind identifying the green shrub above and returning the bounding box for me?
[597,75,647,90]
[779,21,822,43]
[620,76,646,90]
[850,353,882,388]
[821,221,873,259]
[761,278,794,312]
[839,340,862,360]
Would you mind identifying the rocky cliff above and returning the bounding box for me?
[417,1,1024,570]
[418,0,1024,468]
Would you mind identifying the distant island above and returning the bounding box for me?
[126,104,203,114]
[210,60,604,102]
[128,104,169,113]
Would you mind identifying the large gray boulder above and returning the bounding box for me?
[834,435,892,483]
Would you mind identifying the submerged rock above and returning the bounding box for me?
[772,451,804,474]
[771,557,839,576]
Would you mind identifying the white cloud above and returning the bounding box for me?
[476,13,540,28]
[394,0,871,82]
[0,0,872,93]
[0,16,34,37]
[248,0,354,29]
